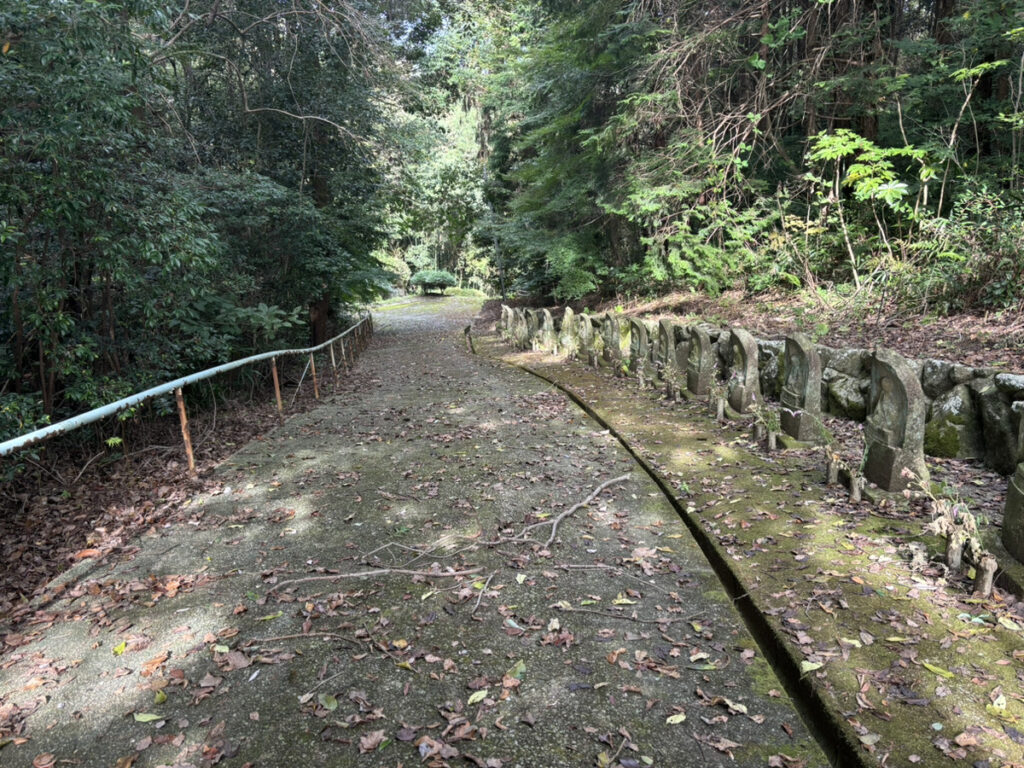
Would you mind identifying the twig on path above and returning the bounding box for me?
[360,541,438,562]
[247,631,360,646]
[299,667,352,699]
[269,566,482,594]
[471,573,495,615]
[491,474,630,547]
[609,735,629,765]
[549,605,699,626]
[555,562,676,596]
[359,540,478,570]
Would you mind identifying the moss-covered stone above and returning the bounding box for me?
[825,374,867,421]
[925,417,965,457]
[924,384,982,459]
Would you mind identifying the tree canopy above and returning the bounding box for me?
[1,0,430,436]
[464,0,1024,307]
[3,0,1023,439]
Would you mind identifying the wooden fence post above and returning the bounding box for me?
[175,387,196,475]
[271,358,283,414]
[329,342,339,390]
[310,353,320,400]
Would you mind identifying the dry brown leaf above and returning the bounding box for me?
[140,651,169,678]
[198,672,223,689]
[359,729,386,753]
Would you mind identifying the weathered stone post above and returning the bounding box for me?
[559,308,579,360]
[862,349,929,491]
[645,320,658,378]
[512,308,528,349]
[726,328,761,414]
[686,326,714,398]
[628,318,651,386]
[499,305,513,336]
[1001,402,1024,562]
[656,319,673,382]
[673,325,691,399]
[578,314,599,367]
[780,333,824,443]
[602,313,626,375]
[526,309,541,351]
[540,309,557,354]
[662,323,688,400]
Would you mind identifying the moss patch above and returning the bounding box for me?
[924,415,966,457]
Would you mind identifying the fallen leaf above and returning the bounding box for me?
[922,662,954,679]
[505,660,526,680]
[359,729,386,753]
[140,651,169,678]
[998,616,1022,632]
[225,651,251,670]
[1005,726,1024,745]
[696,734,742,756]
[768,755,806,768]
[467,689,489,706]
[199,673,223,689]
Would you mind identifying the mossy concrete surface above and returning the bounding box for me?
[484,331,1024,768]
[0,296,823,768]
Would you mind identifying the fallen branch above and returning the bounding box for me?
[247,632,359,646]
[492,474,630,547]
[269,566,482,594]
[556,562,677,595]
[550,605,700,625]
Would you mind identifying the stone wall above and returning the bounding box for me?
[754,339,1024,475]
[498,305,1023,476]
[683,322,1021,475]
[499,305,1024,564]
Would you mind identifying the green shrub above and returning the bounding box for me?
[410,269,458,294]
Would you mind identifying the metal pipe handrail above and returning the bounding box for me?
[0,313,373,458]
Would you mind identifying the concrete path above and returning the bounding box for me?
[0,297,825,768]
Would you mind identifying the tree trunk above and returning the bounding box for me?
[309,298,330,345]
[933,0,956,45]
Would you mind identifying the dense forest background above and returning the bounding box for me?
[3,0,1023,440]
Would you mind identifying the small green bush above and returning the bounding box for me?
[410,269,458,294]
